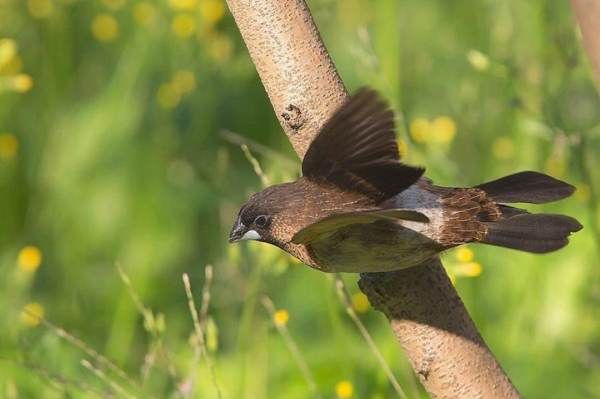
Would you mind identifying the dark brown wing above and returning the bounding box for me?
[302,88,424,201]
[291,209,429,244]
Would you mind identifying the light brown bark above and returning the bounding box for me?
[572,0,600,85]
[225,0,520,397]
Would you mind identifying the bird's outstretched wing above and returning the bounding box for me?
[302,88,424,201]
[291,209,429,244]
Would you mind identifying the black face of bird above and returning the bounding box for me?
[228,207,271,243]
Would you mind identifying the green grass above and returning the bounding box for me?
[1,0,599,398]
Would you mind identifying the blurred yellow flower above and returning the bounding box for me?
[467,49,490,71]
[397,138,408,158]
[0,39,25,77]
[207,32,233,63]
[273,309,289,327]
[20,302,45,327]
[575,183,591,202]
[335,380,354,399]
[91,14,119,42]
[0,39,17,70]
[492,136,514,159]
[351,292,369,313]
[455,247,474,263]
[200,0,226,25]
[456,261,482,277]
[27,0,53,19]
[134,2,157,26]
[18,246,43,273]
[172,14,196,38]
[157,83,180,108]
[409,117,429,143]
[0,133,18,160]
[169,0,198,10]
[101,0,125,11]
[11,74,34,93]
[172,70,197,94]
[430,116,457,144]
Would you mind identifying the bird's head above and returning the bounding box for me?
[229,182,302,245]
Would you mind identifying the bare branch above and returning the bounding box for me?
[571,0,600,85]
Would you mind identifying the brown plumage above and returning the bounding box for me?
[229,88,582,273]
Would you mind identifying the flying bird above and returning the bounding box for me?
[229,89,582,273]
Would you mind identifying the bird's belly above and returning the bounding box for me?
[308,221,440,273]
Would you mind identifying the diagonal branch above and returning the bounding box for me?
[225,0,521,397]
[571,0,600,86]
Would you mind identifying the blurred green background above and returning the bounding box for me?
[1,0,599,398]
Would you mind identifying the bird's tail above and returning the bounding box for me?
[475,171,582,253]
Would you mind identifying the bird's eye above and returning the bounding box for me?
[254,215,268,228]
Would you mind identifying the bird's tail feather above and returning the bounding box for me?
[475,171,575,204]
[474,171,581,253]
[481,213,582,253]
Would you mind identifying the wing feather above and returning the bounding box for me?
[291,209,429,244]
[302,88,424,201]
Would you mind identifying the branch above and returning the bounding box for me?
[571,0,600,85]
[225,0,520,397]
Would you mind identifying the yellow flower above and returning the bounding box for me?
[101,0,125,11]
[492,136,514,159]
[27,0,54,19]
[91,14,119,42]
[0,39,17,71]
[133,2,157,26]
[397,138,408,158]
[21,302,45,327]
[351,292,369,313]
[0,133,18,160]
[169,0,198,10]
[429,116,456,144]
[335,380,354,399]
[273,309,289,327]
[455,247,474,263]
[200,0,225,25]
[467,49,490,71]
[156,83,180,109]
[11,74,34,92]
[409,118,430,143]
[207,32,233,63]
[575,183,591,202]
[172,14,196,38]
[456,261,482,277]
[172,70,197,94]
[17,246,43,273]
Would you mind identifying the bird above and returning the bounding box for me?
[228,88,582,273]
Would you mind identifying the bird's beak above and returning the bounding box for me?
[229,218,262,243]
[229,219,246,243]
